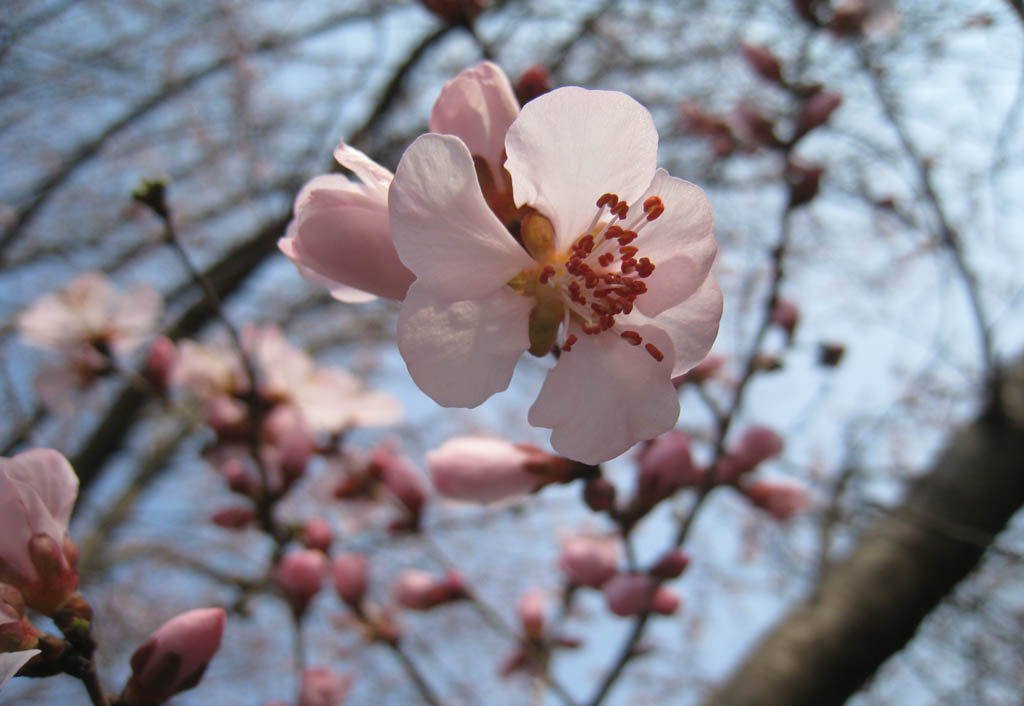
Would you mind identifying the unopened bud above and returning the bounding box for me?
[392,569,465,611]
[370,446,427,527]
[0,583,41,652]
[275,550,326,616]
[818,342,845,367]
[427,436,553,503]
[603,574,680,617]
[636,430,700,506]
[210,506,256,530]
[144,336,177,391]
[742,477,811,520]
[558,535,619,588]
[716,426,785,483]
[582,477,616,512]
[674,354,725,386]
[517,588,547,640]
[794,90,842,139]
[770,298,800,339]
[300,517,333,552]
[331,553,369,608]
[649,550,690,580]
[515,65,553,105]
[787,159,824,208]
[297,666,353,706]
[740,43,784,84]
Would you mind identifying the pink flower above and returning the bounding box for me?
[17,272,162,358]
[331,553,369,608]
[390,87,722,463]
[121,608,226,706]
[715,425,785,483]
[279,143,413,303]
[0,649,40,691]
[557,535,619,588]
[635,430,701,505]
[0,450,80,615]
[297,667,353,706]
[603,574,679,617]
[391,569,466,611]
[275,550,327,615]
[426,436,565,504]
[517,588,546,639]
[742,477,811,521]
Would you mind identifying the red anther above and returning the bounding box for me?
[636,258,655,277]
[621,330,643,346]
[585,275,598,288]
[601,315,615,330]
[643,196,665,221]
[564,334,578,347]
[582,323,602,335]
[645,343,665,362]
[621,259,637,274]
[646,204,664,221]
[643,196,662,211]
[612,201,630,219]
[576,235,595,253]
[617,230,637,245]
[598,252,615,267]
[618,245,638,258]
[538,265,556,284]
[597,193,619,208]
[604,225,624,240]
[621,301,633,314]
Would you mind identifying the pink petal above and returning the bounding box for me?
[333,141,393,193]
[630,169,717,318]
[390,134,533,301]
[528,324,680,464]
[654,277,724,379]
[397,283,532,407]
[426,436,542,503]
[429,61,519,181]
[5,450,78,531]
[504,87,658,251]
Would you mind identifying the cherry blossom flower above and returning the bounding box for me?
[297,667,353,706]
[17,272,162,359]
[426,436,567,504]
[121,607,226,706]
[390,87,722,463]
[557,535,619,588]
[0,450,80,615]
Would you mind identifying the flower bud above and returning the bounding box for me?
[674,354,725,386]
[557,536,619,588]
[370,446,427,527]
[0,583,41,652]
[517,588,547,640]
[582,477,616,513]
[300,517,333,552]
[262,404,316,482]
[144,336,177,392]
[636,430,700,506]
[742,477,811,520]
[210,506,257,530]
[0,449,80,615]
[275,550,326,616]
[794,90,842,139]
[818,342,845,367]
[297,666,353,706]
[715,426,784,484]
[649,549,690,580]
[740,43,784,84]
[121,608,226,706]
[729,101,778,148]
[331,553,369,608]
[515,64,552,105]
[787,159,824,208]
[770,298,800,339]
[418,0,486,24]
[603,575,680,617]
[391,569,466,611]
[427,437,561,504]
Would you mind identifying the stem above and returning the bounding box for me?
[387,640,445,706]
[79,662,109,706]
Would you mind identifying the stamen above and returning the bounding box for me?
[612,201,630,219]
[538,265,556,284]
[618,245,638,258]
[562,333,578,352]
[617,230,637,245]
[596,193,619,209]
[643,196,665,221]
[636,258,655,278]
[598,252,614,267]
[620,330,643,346]
[645,343,665,362]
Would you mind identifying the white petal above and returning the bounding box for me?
[528,325,679,464]
[0,650,40,691]
[397,282,532,407]
[390,134,533,301]
[657,276,724,379]
[632,169,716,318]
[333,141,393,193]
[429,61,519,180]
[505,88,658,250]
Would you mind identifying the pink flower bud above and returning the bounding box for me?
[715,426,784,484]
[275,550,326,615]
[370,446,427,524]
[517,589,546,640]
[427,437,561,504]
[770,298,800,338]
[300,517,333,552]
[604,575,680,617]
[557,536,619,588]
[649,550,690,580]
[742,477,811,520]
[740,43,784,84]
[0,583,40,652]
[582,477,616,512]
[787,159,824,207]
[418,0,486,23]
[262,404,316,482]
[515,64,552,105]
[331,553,369,608]
[636,430,701,505]
[729,101,778,148]
[121,608,226,706]
[144,336,177,391]
[0,449,80,615]
[297,666,353,706]
[391,569,465,611]
[210,506,256,530]
[674,354,725,386]
[204,394,249,439]
[794,90,842,138]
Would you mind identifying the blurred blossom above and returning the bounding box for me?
[275,550,327,615]
[715,426,785,483]
[828,0,899,36]
[300,517,333,552]
[331,553,369,608]
[391,569,466,611]
[673,353,725,386]
[369,445,428,526]
[786,159,824,207]
[770,298,800,339]
[729,101,779,149]
[210,506,257,530]
[650,549,690,580]
[515,64,553,105]
[392,86,721,463]
[17,272,162,359]
[740,43,784,84]
[517,588,547,639]
[297,667,353,706]
[121,608,226,706]
[0,649,40,691]
[418,0,487,24]
[603,574,679,617]
[426,436,564,504]
[144,335,178,391]
[742,477,811,520]
[0,583,41,652]
[0,450,80,615]
[681,101,737,157]
[794,90,842,139]
[558,535,619,588]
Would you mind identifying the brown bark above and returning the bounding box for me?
[702,358,1024,706]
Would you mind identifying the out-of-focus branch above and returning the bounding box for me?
[700,353,1024,706]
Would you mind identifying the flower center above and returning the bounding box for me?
[510,192,665,361]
